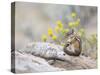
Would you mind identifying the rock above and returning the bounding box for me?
[53,55,97,70]
[14,51,65,73]
[18,42,71,61]
[14,42,97,73]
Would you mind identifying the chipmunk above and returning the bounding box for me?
[64,29,82,56]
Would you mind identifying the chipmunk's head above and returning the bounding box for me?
[64,29,82,56]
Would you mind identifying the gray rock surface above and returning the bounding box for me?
[15,51,65,73]
[18,42,71,61]
[14,42,97,73]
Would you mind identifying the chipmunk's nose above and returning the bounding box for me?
[63,53,66,56]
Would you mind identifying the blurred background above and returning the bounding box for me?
[15,2,97,59]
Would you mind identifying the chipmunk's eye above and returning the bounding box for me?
[66,43,70,47]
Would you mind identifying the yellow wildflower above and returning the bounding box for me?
[74,19,80,27]
[65,29,69,33]
[61,29,66,35]
[56,20,63,28]
[48,28,53,37]
[55,26,60,33]
[68,22,74,28]
[52,35,57,40]
[62,29,69,34]
[41,34,47,42]
[71,12,77,18]
[61,29,69,35]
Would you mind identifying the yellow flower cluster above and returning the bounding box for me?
[48,28,53,37]
[55,26,60,33]
[68,18,80,28]
[56,20,63,28]
[52,35,57,40]
[48,27,57,41]
[74,18,80,27]
[61,28,69,35]
[41,34,47,42]
[71,12,77,18]
[41,12,82,44]
[68,22,75,28]
[55,20,63,33]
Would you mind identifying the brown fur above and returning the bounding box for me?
[64,36,82,56]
